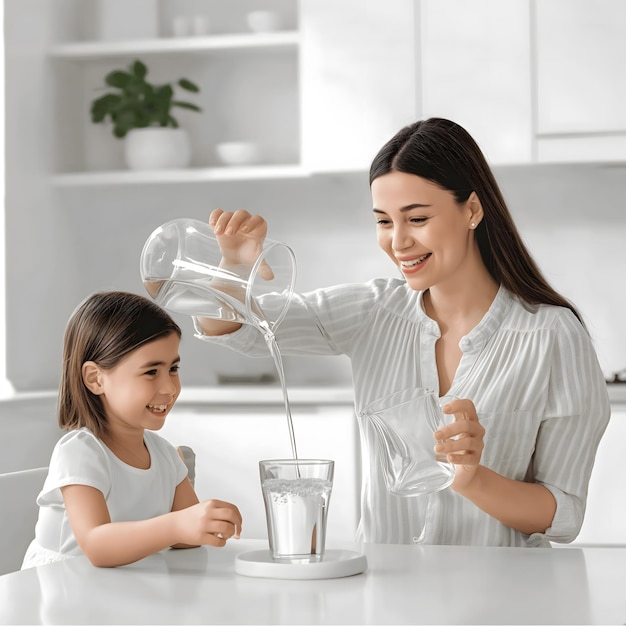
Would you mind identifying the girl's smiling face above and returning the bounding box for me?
[90,332,182,434]
[371,171,481,293]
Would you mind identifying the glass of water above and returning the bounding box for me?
[259,459,334,563]
[359,388,455,497]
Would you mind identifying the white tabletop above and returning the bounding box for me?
[1,538,625,625]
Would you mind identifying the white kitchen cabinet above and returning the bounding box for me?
[570,404,626,545]
[534,0,626,162]
[158,400,360,545]
[419,0,533,165]
[299,0,417,173]
[419,0,626,165]
[301,0,626,169]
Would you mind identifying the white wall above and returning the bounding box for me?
[495,164,626,377]
[0,1,12,396]
[4,164,626,391]
[0,393,60,473]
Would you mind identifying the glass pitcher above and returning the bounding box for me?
[140,218,296,334]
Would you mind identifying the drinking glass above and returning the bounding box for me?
[259,459,334,563]
[359,388,455,497]
[140,218,296,333]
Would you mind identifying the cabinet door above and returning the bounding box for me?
[159,403,359,543]
[420,0,533,164]
[535,0,626,135]
[300,0,417,172]
[572,405,626,545]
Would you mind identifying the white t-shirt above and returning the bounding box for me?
[22,428,188,568]
[196,279,611,547]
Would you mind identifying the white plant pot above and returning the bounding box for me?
[124,128,191,171]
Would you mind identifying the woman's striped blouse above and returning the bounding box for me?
[196,279,610,546]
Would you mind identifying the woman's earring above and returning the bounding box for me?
[470,222,476,229]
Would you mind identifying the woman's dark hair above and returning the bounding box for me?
[370,117,583,324]
[58,291,182,438]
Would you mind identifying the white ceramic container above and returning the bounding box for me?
[215,141,259,166]
[246,11,281,33]
[124,127,191,170]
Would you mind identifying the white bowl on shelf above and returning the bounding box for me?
[215,142,260,166]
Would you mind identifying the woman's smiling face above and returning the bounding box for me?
[371,171,480,291]
[371,171,479,292]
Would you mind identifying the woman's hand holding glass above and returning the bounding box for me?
[433,398,485,491]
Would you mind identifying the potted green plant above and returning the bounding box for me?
[90,59,201,170]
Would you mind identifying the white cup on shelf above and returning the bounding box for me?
[172,16,191,37]
[246,10,281,33]
[192,16,210,36]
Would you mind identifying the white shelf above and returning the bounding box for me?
[176,385,354,406]
[51,165,310,187]
[48,31,300,60]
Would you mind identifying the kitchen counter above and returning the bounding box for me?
[1,539,625,624]
[6,384,626,405]
[176,385,355,405]
[606,383,626,403]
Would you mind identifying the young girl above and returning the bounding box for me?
[197,118,610,547]
[22,291,242,568]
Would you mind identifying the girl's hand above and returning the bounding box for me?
[209,209,274,280]
[174,499,243,547]
[433,398,485,491]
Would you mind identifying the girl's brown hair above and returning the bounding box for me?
[369,117,584,325]
[58,291,182,438]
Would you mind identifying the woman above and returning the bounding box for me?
[197,118,609,547]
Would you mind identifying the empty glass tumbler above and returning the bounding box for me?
[140,218,296,333]
[359,388,455,497]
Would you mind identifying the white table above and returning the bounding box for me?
[1,539,625,624]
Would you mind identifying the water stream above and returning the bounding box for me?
[260,321,299,463]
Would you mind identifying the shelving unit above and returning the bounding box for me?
[45,1,420,186]
[47,6,302,187]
